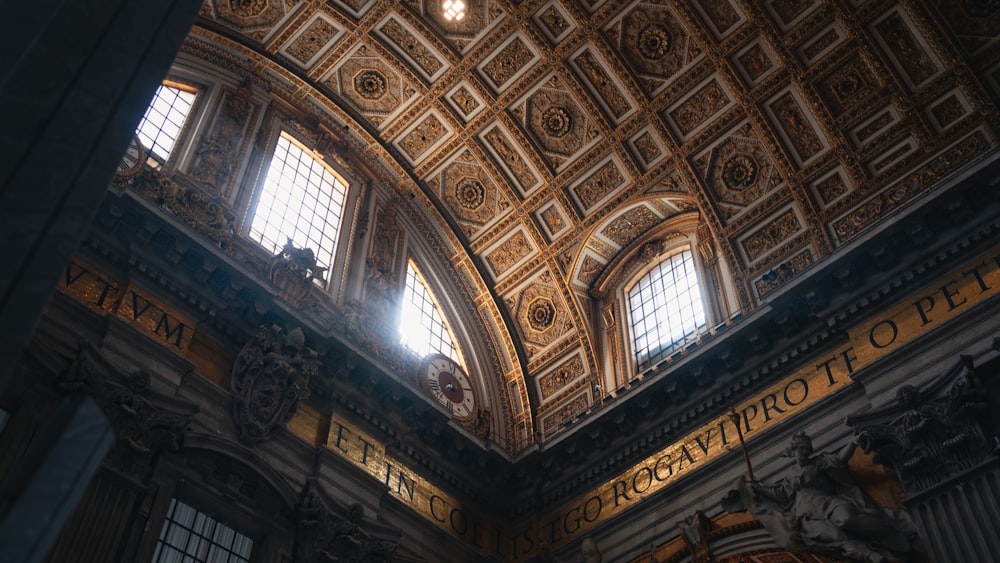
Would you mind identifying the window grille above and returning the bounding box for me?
[151,498,253,563]
[399,260,460,364]
[136,82,197,162]
[248,132,349,274]
[628,249,706,370]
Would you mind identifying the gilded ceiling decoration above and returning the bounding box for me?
[185,0,1000,446]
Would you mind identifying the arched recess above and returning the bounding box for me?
[573,196,741,395]
[344,183,522,450]
[183,432,300,511]
[394,192,531,450]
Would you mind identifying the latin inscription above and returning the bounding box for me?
[58,257,195,352]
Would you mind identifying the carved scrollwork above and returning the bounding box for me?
[58,341,198,479]
[131,168,236,245]
[293,480,399,563]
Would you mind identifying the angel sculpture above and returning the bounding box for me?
[722,431,917,562]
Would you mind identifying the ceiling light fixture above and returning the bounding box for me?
[442,0,466,21]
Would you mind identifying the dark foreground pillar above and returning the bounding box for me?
[0,0,204,387]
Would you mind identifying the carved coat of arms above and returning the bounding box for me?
[231,325,318,443]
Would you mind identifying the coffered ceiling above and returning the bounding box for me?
[189,0,1000,448]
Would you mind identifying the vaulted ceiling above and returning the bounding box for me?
[187,0,1000,449]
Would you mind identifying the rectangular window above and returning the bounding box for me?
[151,498,253,563]
[628,249,706,370]
[136,81,198,163]
[248,132,349,274]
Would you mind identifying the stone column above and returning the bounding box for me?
[0,0,204,387]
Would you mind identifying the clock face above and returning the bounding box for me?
[116,134,145,180]
[421,354,476,421]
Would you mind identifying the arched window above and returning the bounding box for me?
[136,81,198,163]
[627,248,706,371]
[247,131,350,274]
[399,259,461,365]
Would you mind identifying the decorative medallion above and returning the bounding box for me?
[354,70,387,99]
[456,178,485,210]
[428,150,511,239]
[326,44,419,129]
[604,2,700,95]
[696,124,781,220]
[638,24,671,59]
[527,297,556,331]
[722,154,758,190]
[513,74,602,171]
[507,273,572,357]
[541,105,573,137]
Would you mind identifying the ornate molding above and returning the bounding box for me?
[292,480,400,563]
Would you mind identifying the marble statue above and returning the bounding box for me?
[721,431,917,562]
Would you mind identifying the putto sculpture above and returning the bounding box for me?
[722,431,918,562]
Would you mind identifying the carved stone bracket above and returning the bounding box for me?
[58,341,198,479]
[231,325,319,444]
[292,480,400,563]
[846,355,995,498]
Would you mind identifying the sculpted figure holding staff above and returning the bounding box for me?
[722,431,917,562]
